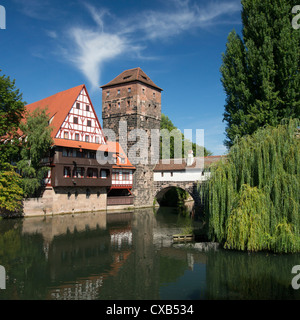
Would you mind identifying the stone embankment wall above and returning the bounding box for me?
[23,187,107,217]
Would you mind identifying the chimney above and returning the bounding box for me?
[187,150,194,166]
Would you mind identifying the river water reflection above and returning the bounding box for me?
[0,207,300,300]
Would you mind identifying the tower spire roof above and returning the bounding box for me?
[101,67,163,91]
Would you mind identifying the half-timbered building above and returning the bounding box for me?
[24,84,135,215]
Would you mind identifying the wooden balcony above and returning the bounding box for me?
[51,163,112,188]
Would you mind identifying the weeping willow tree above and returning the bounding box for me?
[203,119,300,253]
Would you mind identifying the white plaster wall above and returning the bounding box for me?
[153,170,211,182]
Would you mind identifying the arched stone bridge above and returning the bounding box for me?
[152,156,225,208]
[153,181,203,208]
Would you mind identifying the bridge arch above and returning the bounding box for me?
[153,181,202,209]
[155,185,195,207]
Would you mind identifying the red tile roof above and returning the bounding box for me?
[153,156,226,171]
[101,67,163,91]
[25,84,86,139]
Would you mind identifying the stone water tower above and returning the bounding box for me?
[101,67,162,207]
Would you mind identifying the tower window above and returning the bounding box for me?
[127,100,130,107]
[117,102,120,108]
[142,88,145,94]
[153,92,156,98]
[117,89,120,95]
[128,87,131,93]
[107,91,110,97]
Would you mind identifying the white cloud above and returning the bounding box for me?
[46,30,58,39]
[55,0,241,89]
[66,28,134,90]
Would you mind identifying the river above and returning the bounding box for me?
[0,206,300,300]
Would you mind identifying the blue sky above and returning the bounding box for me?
[0,0,243,155]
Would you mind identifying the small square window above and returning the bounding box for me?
[74,117,78,124]
[76,103,80,109]
[101,170,107,179]
[87,120,91,127]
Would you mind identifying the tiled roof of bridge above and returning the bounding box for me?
[153,156,226,172]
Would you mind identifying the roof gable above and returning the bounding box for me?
[25,84,85,138]
[55,86,106,145]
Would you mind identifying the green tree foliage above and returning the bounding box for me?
[160,113,212,158]
[0,163,24,216]
[221,0,300,147]
[17,108,53,198]
[0,70,26,165]
[203,119,300,253]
